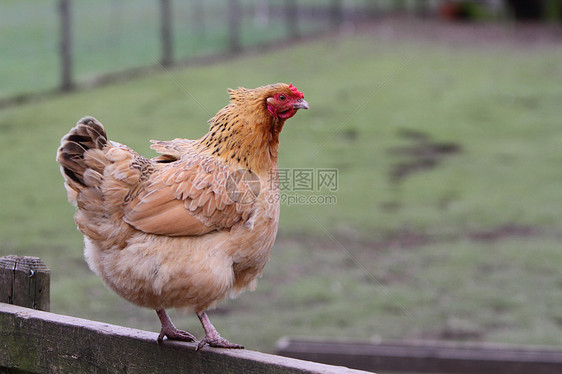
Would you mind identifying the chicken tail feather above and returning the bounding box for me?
[57,117,138,249]
[57,116,109,197]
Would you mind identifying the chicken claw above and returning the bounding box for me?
[158,327,197,344]
[156,309,197,343]
[197,336,244,351]
[195,311,244,350]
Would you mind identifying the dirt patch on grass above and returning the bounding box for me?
[467,224,541,242]
[279,224,544,255]
[423,324,486,341]
[388,129,462,184]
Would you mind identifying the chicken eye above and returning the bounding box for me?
[279,95,286,101]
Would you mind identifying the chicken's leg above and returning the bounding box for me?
[196,311,244,350]
[156,309,197,343]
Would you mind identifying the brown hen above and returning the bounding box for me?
[56,83,308,349]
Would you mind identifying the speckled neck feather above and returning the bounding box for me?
[195,85,288,173]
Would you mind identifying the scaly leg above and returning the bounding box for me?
[196,311,244,350]
[156,309,197,343]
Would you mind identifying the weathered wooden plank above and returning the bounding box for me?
[0,256,50,312]
[0,303,371,374]
[277,338,562,374]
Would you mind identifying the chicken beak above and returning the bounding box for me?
[293,99,309,110]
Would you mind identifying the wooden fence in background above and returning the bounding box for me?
[54,0,358,94]
[277,338,562,373]
[2,1,560,106]
[52,0,499,94]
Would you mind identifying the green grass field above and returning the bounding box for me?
[1,23,562,353]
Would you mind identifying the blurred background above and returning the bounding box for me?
[1,0,561,372]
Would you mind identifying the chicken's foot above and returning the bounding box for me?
[156,309,197,343]
[196,311,244,350]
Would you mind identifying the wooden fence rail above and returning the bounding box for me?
[0,303,369,374]
[0,255,369,374]
[277,338,562,374]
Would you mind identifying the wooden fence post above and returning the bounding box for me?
[228,0,242,53]
[285,0,300,39]
[59,0,73,91]
[330,0,343,29]
[0,256,50,312]
[415,0,430,17]
[191,2,205,34]
[394,0,406,13]
[160,0,174,67]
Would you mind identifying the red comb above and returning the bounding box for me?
[289,83,304,99]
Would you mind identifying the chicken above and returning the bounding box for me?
[56,83,308,349]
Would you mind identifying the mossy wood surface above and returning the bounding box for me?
[0,303,368,374]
